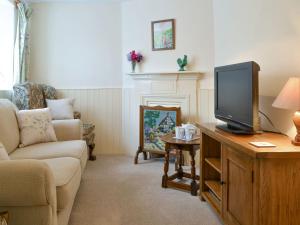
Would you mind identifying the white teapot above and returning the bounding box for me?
[182,123,197,140]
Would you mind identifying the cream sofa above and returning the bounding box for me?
[0,99,88,225]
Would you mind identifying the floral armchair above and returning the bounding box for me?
[13,82,96,160]
[13,82,81,118]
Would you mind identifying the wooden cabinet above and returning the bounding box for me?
[198,123,300,225]
[222,146,253,225]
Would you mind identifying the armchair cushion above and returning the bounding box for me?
[46,98,74,120]
[16,108,57,147]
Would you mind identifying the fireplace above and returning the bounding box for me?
[122,71,202,158]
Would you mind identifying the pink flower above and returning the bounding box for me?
[127,50,143,63]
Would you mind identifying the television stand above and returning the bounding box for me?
[198,122,300,225]
[216,124,254,135]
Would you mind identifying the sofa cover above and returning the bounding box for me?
[0,99,88,225]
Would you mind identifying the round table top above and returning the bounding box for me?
[161,133,201,145]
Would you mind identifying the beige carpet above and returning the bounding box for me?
[69,156,222,225]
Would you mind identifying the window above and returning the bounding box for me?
[0,0,15,90]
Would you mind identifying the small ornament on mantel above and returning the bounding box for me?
[127,50,143,73]
[177,55,188,71]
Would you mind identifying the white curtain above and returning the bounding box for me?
[13,1,32,84]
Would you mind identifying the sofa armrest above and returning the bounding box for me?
[52,119,82,141]
[0,159,56,208]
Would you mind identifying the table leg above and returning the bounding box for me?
[143,151,148,160]
[189,147,198,196]
[88,144,96,161]
[162,144,170,188]
[177,149,183,179]
[175,150,179,171]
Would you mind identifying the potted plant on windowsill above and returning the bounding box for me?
[127,50,143,73]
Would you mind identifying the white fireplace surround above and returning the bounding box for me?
[128,71,202,120]
[121,71,203,156]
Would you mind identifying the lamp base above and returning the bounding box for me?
[292,111,300,146]
[292,140,300,146]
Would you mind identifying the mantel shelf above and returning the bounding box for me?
[127,71,204,81]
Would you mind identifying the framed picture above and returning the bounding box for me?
[135,105,181,164]
[151,19,175,51]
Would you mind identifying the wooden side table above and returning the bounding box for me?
[0,211,8,225]
[161,133,200,196]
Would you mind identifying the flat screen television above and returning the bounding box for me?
[214,61,260,134]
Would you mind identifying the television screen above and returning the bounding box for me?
[216,68,252,126]
[214,61,260,133]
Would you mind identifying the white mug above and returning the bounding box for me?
[185,128,194,141]
[175,126,185,139]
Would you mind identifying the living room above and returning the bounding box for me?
[0,0,300,225]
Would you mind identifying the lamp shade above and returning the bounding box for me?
[272,77,300,110]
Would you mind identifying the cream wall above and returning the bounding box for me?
[213,0,300,96]
[29,2,122,89]
[121,0,215,89]
[213,0,300,137]
[29,2,124,154]
[26,0,209,154]
[121,0,215,156]
[25,0,299,155]
[28,0,215,155]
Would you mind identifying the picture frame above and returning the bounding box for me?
[151,19,175,51]
[134,105,181,164]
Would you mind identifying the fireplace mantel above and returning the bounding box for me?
[127,71,203,81]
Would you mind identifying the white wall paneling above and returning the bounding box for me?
[57,88,123,155]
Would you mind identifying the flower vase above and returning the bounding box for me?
[131,61,136,73]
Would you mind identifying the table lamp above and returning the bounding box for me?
[272,77,300,145]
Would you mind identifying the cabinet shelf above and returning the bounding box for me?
[205,158,221,173]
[202,191,221,215]
[205,180,221,200]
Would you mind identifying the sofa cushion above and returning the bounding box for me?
[0,99,20,154]
[16,108,57,147]
[9,140,88,169]
[42,157,81,211]
[0,143,9,160]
